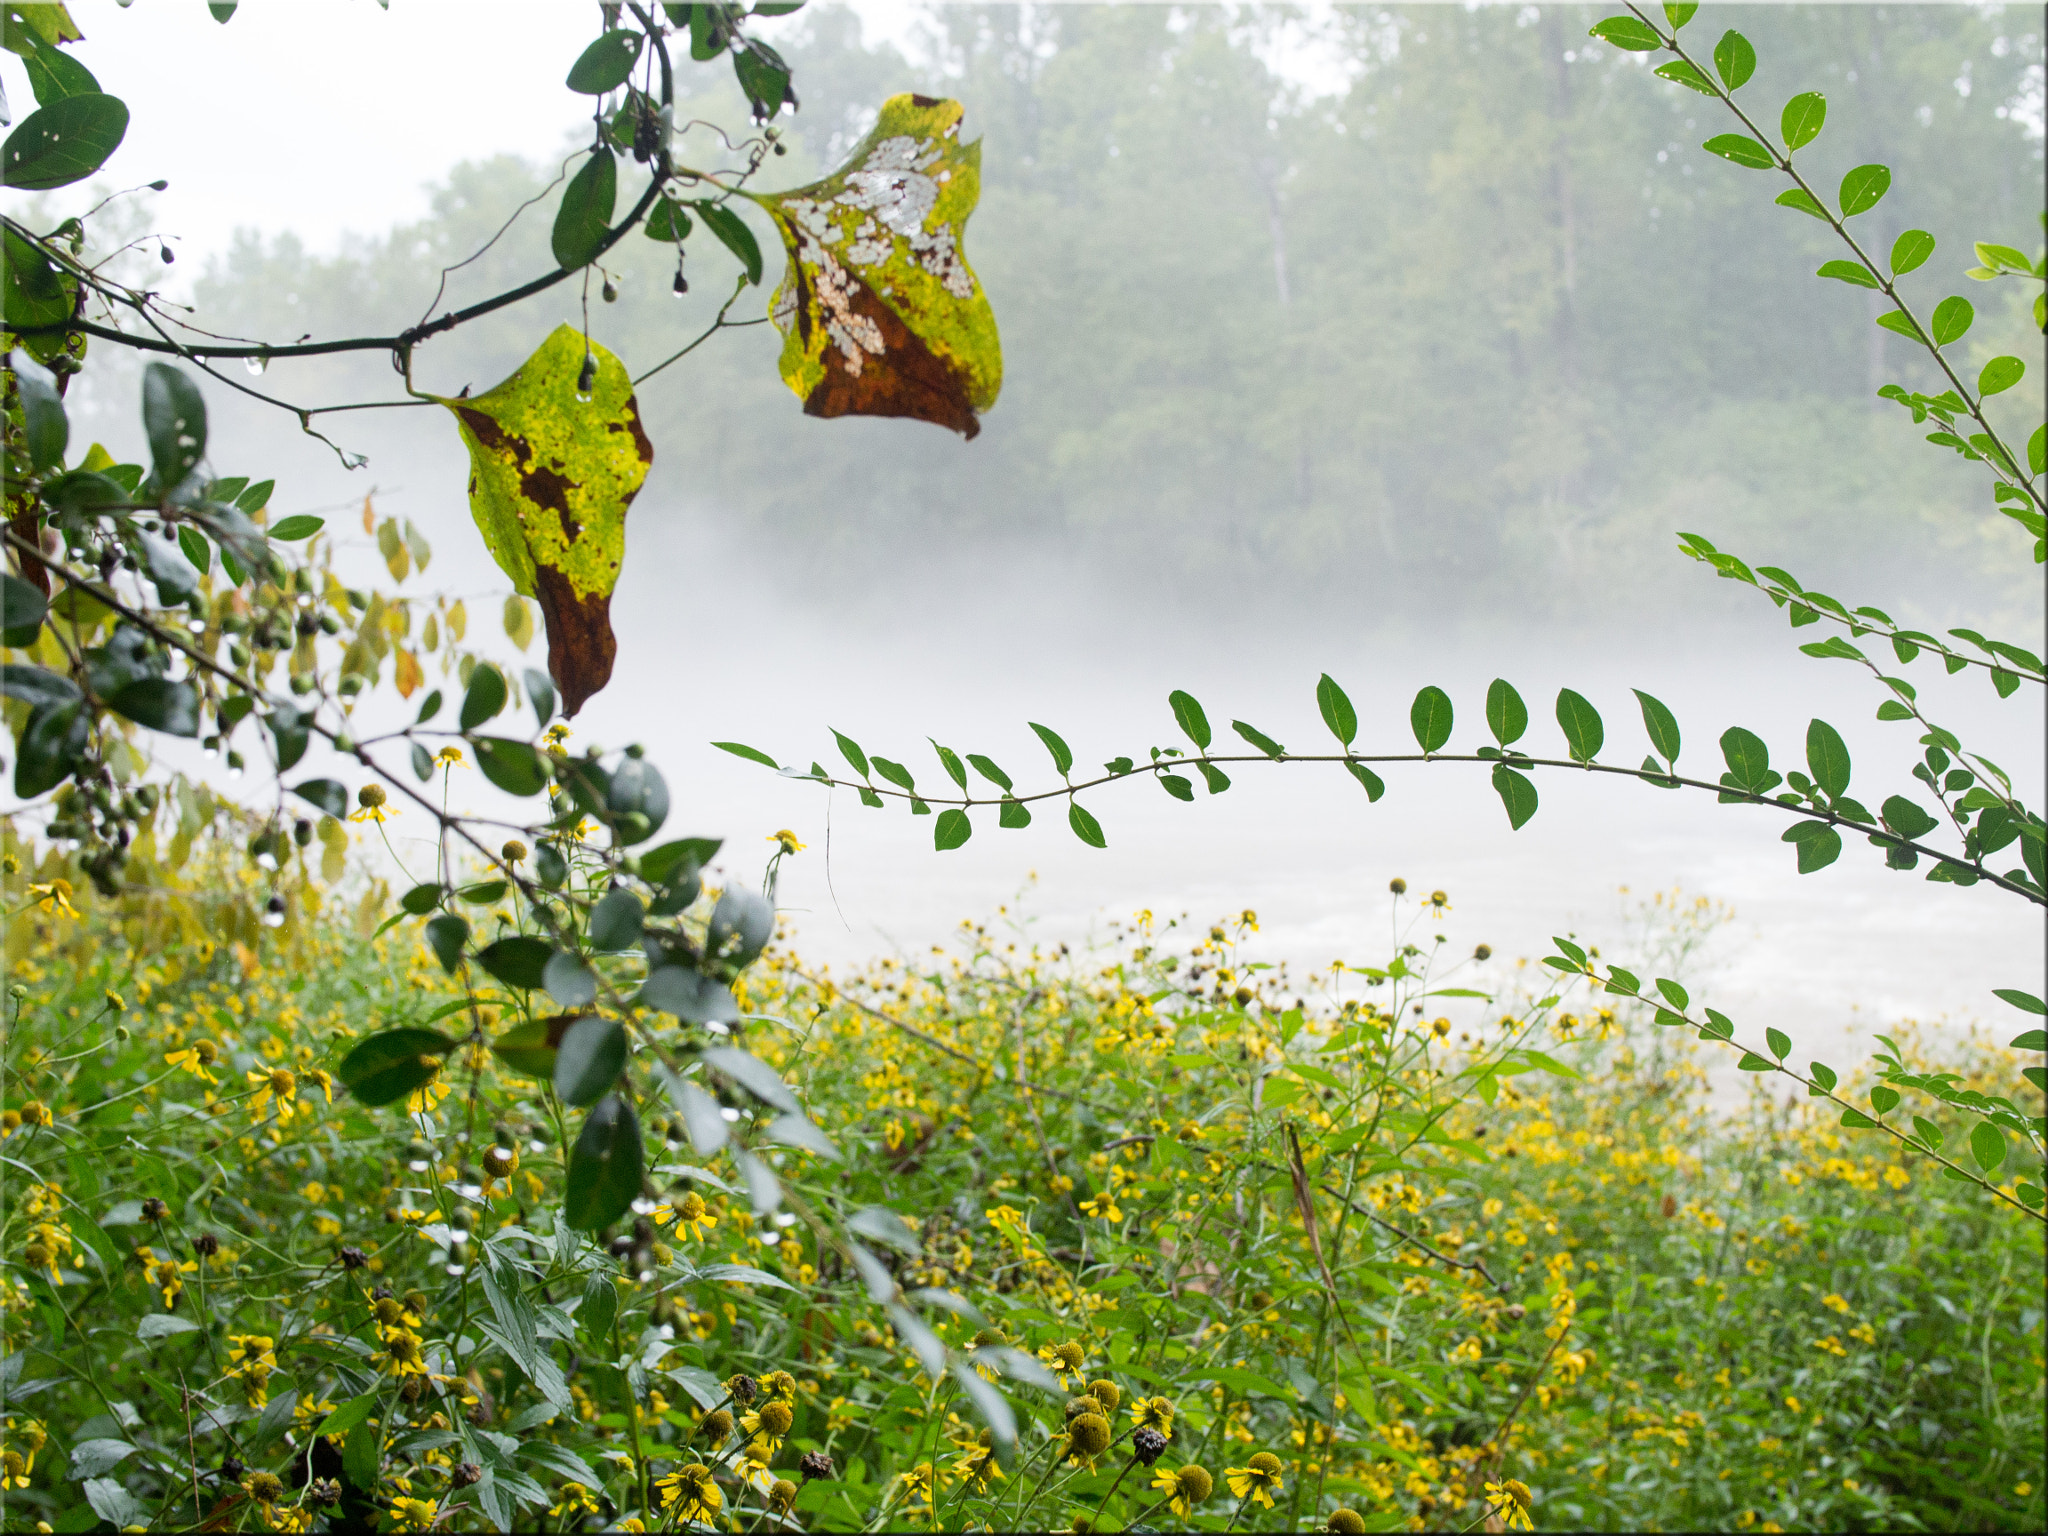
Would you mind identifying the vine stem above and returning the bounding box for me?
[1574,963,2045,1224]
[786,751,2044,907]
[1619,2,2041,516]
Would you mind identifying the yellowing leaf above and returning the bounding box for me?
[755,93,1001,439]
[376,518,409,582]
[2,3,84,53]
[393,647,423,699]
[504,594,535,652]
[426,324,652,716]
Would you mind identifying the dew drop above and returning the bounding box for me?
[245,354,267,376]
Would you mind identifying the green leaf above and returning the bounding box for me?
[460,663,507,730]
[1805,718,1850,797]
[1809,1061,1837,1092]
[424,913,469,974]
[1993,989,2046,1016]
[1719,727,1772,791]
[1711,29,1754,89]
[1,91,128,189]
[1794,827,1842,873]
[934,807,972,851]
[1633,689,1680,764]
[543,951,597,1007]
[142,363,207,492]
[714,740,780,769]
[1765,1027,1790,1060]
[1588,15,1662,50]
[1736,1052,1774,1071]
[1889,229,1935,275]
[399,883,443,916]
[1911,1115,1943,1151]
[267,514,323,541]
[0,572,48,648]
[1880,794,1938,841]
[732,39,795,121]
[1485,679,1528,747]
[564,1094,643,1231]
[551,146,617,269]
[314,1390,381,1443]
[967,753,1012,791]
[1839,1108,1879,1129]
[693,198,764,285]
[1491,763,1538,830]
[587,888,644,951]
[337,1028,457,1106]
[1702,133,1774,169]
[998,797,1031,828]
[1409,686,1453,753]
[1978,357,2026,397]
[14,700,87,797]
[106,678,198,737]
[1344,760,1385,801]
[1969,1121,2006,1173]
[1555,688,1604,762]
[1068,801,1106,848]
[291,778,350,820]
[1838,163,1891,217]
[428,326,652,717]
[1780,91,1826,150]
[830,728,870,778]
[1169,689,1213,750]
[14,367,66,471]
[1773,188,1828,220]
[554,1016,627,1107]
[491,1015,569,1079]
[645,195,690,242]
[1157,772,1194,802]
[930,740,968,790]
[19,27,99,103]
[1232,720,1287,758]
[565,28,642,93]
[473,737,551,797]
[524,667,557,728]
[1875,310,1920,340]
[1655,59,1717,96]
[1930,295,1974,346]
[1028,722,1073,776]
[1315,674,1357,747]
[476,936,555,990]
[1816,259,1878,289]
[756,94,999,437]
[1663,2,1697,27]
[0,663,76,709]
[1656,978,1689,1010]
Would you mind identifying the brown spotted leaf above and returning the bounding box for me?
[754,93,1001,438]
[427,325,651,716]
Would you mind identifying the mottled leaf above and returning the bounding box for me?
[429,325,652,716]
[756,94,1001,438]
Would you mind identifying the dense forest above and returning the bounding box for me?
[175,4,2046,623]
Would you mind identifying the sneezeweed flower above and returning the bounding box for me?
[769,1478,799,1513]
[1152,1464,1214,1516]
[768,829,806,855]
[952,1433,1004,1492]
[694,1408,734,1444]
[1327,1509,1368,1534]
[377,1325,430,1377]
[349,784,395,823]
[1079,1192,1122,1222]
[1131,1426,1169,1466]
[167,1038,220,1084]
[433,745,466,769]
[741,1398,795,1460]
[1130,1396,1175,1436]
[27,880,79,917]
[760,1370,798,1402]
[246,1066,299,1121]
[1485,1479,1534,1532]
[373,1295,423,1330]
[656,1462,722,1523]
[896,1462,936,1509]
[1822,1293,1851,1314]
[244,1471,285,1510]
[405,1061,450,1115]
[1068,1412,1112,1463]
[1088,1379,1121,1412]
[387,1494,440,1532]
[548,1482,600,1519]
[654,1190,716,1240]
[1226,1451,1284,1508]
[299,1067,333,1104]
[226,1335,278,1407]
[137,1246,197,1309]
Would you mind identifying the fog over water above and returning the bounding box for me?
[9,2,2043,1075]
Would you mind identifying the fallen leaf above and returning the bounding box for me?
[426,325,652,716]
[754,93,1001,439]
